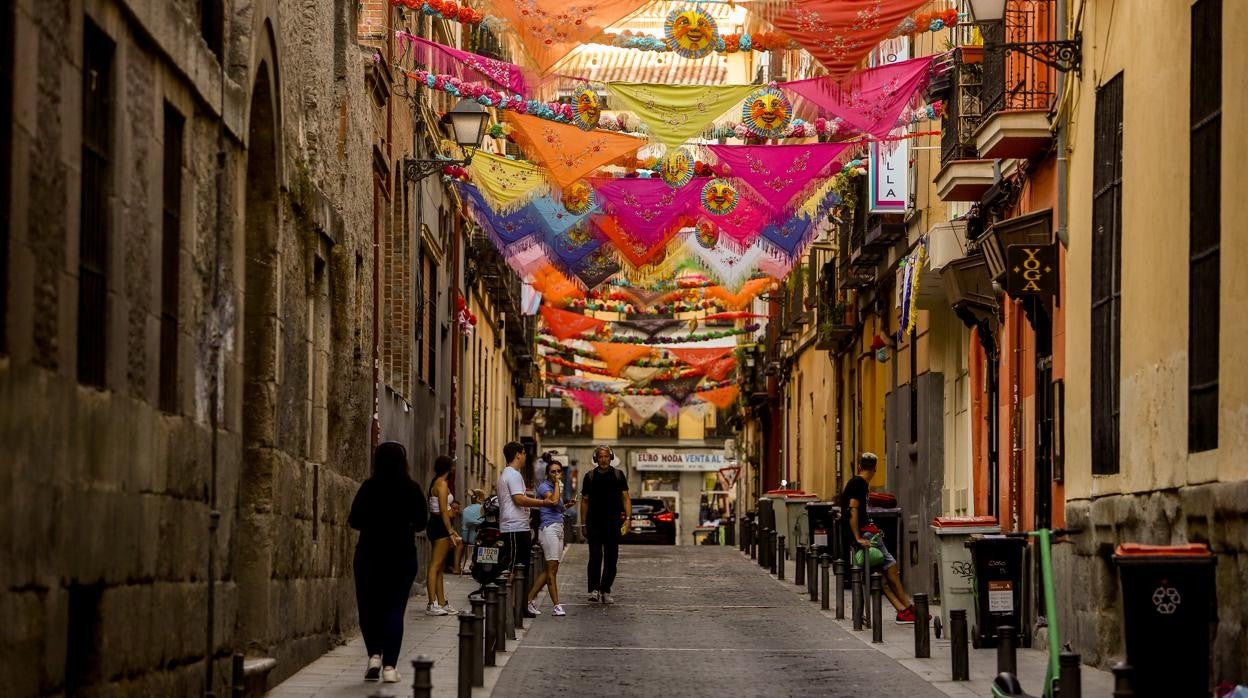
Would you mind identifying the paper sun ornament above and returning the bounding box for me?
[695,220,720,249]
[571,85,603,132]
[659,148,695,189]
[563,180,596,215]
[701,178,740,216]
[664,7,720,59]
[741,86,793,139]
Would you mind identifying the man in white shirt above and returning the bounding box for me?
[497,441,555,575]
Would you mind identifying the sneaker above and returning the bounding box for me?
[601,593,615,605]
[895,606,916,624]
[381,667,400,683]
[588,590,601,603]
[552,604,566,617]
[526,600,542,616]
[440,603,458,615]
[364,655,382,682]
[425,603,448,616]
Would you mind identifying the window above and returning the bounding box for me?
[418,248,438,388]
[78,21,114,388]
[199,0,224,60]
[159,104,184,412]
[1189,0,1221,453]
[1090,73,1123,475]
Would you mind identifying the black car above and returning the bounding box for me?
[622,498,678,545]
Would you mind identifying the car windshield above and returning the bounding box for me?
[632,499,665,514]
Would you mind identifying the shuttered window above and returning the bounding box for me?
[159,104,184,413]
[1090,73,1123,475]
[1188,0,1221,453]
[78,21,114,388]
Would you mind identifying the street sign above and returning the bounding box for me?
[1005,244,1058,297]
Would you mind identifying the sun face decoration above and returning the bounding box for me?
[659,148,694,189]
[742,86,794,139]
[664,7,720,59]
[701,178,739,216]
[695,220,720,249]
[571,85,602,132]
[563,180,596,215]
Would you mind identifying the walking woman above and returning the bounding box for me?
[526,460,567,617]
[425,455,461,616]
[455,489,486,573]
[349,441,427,684]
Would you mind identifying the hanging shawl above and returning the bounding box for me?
[668,347,734,372]
[594,178,701,244]
[507,241,552,278]
[623,365,663,388]
[539,305,607,341]
[619,395,673,423]
[686,236,765,291]
[703,356,738,382]
[595,215,684,269]
[615,318,683,337]
[691,384,740,410]
[396,32,532,95]
[530,194,596,235]
[455,182,548,252]
[562,388,608,417]
[504,113,646,190]
[754,0,930,82]
[706,197,774,248]
[590,342,653,376]
[618,287,677,309]
[653,375,703,404]
[543,220,603,271]
[759,214,817,261]
[605,83,757,147]
[568,246,621,290]
[707,142,851,215]
[706,277,774,310]
[486,0,651,73]
[782,56,935,137]
[464,149,549,212]
[530,264,585,306]
[759,250,798,280]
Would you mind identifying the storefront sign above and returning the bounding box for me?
[869,37,910,214]
[633,450,727,471]
[1005,244,1058,297]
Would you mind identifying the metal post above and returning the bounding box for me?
[1058,652,1082,698]
[808,550,819,600]
[795,544,806,586]
[411,655,433,698]
[469,595,485,686]
[513,564,527,631]
[483,584,499,666]
[913,593,931,658]
[230,653,244,698]
[775,534,785,577]
[851,563,864,631]
[758,528,769,567]
[833,559,847,619]
[870,571,884,643]
[819,554,831,611]
[1112,661,1134,698]
[950,609,970,681]
[996,625,1017,676]
[749,522,757,559]
[457,612,474,698]
[725,516,735,546]
[499,572,514,643]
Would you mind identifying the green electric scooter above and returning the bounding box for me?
[990,527,1082,698]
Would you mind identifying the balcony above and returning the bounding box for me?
[939,252,996,321]
[939,47,985,168]
[916,220,969,310]
[935,159,997,202]
[974,2,1058,160]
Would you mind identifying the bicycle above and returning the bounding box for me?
[990,527,1082,698]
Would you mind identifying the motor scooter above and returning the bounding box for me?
[470,495,510,589]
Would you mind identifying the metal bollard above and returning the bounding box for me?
[1112,661,1134,698]
[500,572,515,642]
[457,612,474,698]
[833,559,847,619]
[758,528,769,568]
[483,584,499,666]
[776,534,785,578]
[819,554,831,610]
[950,609,970,681]
[795,544,806,586]
[411,655,433,698]
[749,523,757,559]
[230,652,244,698]
[996,625,1018,676]
[913,593,930,658]
[1058,652,1082,698]
[808,550,819,600]
[870,571,883,643]
[851,563,864,630]
[725,517,735,546]
[513,564,527,631]
[469,595,485,686]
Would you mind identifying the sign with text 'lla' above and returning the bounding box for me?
[1005,244,1058,297]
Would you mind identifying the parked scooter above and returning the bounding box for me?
[470,495,510,589]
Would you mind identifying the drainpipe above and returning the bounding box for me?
[1055,0,1070,248]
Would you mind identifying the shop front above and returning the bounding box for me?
[632,449,735,545]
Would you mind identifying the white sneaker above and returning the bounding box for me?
[382,667,400,683]
[364,655,382,681]
[552,604,566,617]
[602,593,615,604]
[588,590,601,603]
[425,603,448,616]
[526,600,541,616]
[441,603,458,615]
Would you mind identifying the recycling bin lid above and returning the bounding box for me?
[1113,543,1213,561]
[782,493,819,501]
[764,489,807,497]
[932,515,999,534]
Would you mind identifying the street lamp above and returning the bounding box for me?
[967,0,1082,75]
[403,98,490,184]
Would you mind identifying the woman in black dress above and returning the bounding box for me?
[349,441,427,683]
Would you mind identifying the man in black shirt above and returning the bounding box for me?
[579,445,630,604]
[839,452,919,623]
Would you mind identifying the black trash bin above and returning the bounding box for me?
[965,535,1026,648]
[757,497,776,532]
[866,507,904,579]
[1113,543,1217,698]
[804,502,837,554]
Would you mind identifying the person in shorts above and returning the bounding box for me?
[497,442,555,584]
[840,452,920,623]
[526,460,567,616]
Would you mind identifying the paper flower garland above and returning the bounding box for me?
[563,180,596,215]
[571,85,602,132]
[659,147,695,189]
[695,221,720,249]
[701,179,740,216]
[664,7,720,59]
[741,86,793,139]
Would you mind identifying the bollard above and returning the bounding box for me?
[996,625,1017,676]
[411,655,433,698]
[913,593,930,658]
[1111,661,1134,698]
[500,572,515,643]
[469,595,485,686]
[513,564,527,631]
[850,563,864,631]
[483,584,499,666]
[230,652,244,698]
[808,550,819,600]
[833,559,847,620]
[795,544,806,586]
[819,554,831,611]
[870,571,883,643]
[457,611,474,698]
[725,517,735,546]
[749,523,758,559]
[758,528,769,568]
[950,609,970,681]
[776,535,785,578]
[1058,652,1082,698]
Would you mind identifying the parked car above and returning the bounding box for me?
[622,498,678,545]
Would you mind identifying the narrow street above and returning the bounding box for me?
[494,545,942,697]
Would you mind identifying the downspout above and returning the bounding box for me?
[1055,0,1070,248]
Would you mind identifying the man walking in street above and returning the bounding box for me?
[579,445,631,604]
[498,442,558,579]
[840,452,920,623]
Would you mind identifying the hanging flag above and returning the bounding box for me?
[543,221,604,272]
[396,32,533,95]
[759,214,817,261]
[562,388,608,417]
[686,236,765,290]
[620,395,674,423]
[606,83,756,147]
[692,384,740,410]
[568,246,621,290]
[615,318,683,337]
[486,0,652,73]
[464,149,549,212]
[504,113,645,191]
[782,56,935,137]
[653,375,704,404]
[703,356,738,382]
[707,142,851,215]
[530,264,585,306]
[455,182,548,250]
[706,277,774,309]
[530,194,595,236]
[668,347,734,372]
[593,178,701,245]
[590,342,654,376]
[753,0,929,82]
[539,304,607,341]
[706,197,773,248]
[596,216,683,269]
